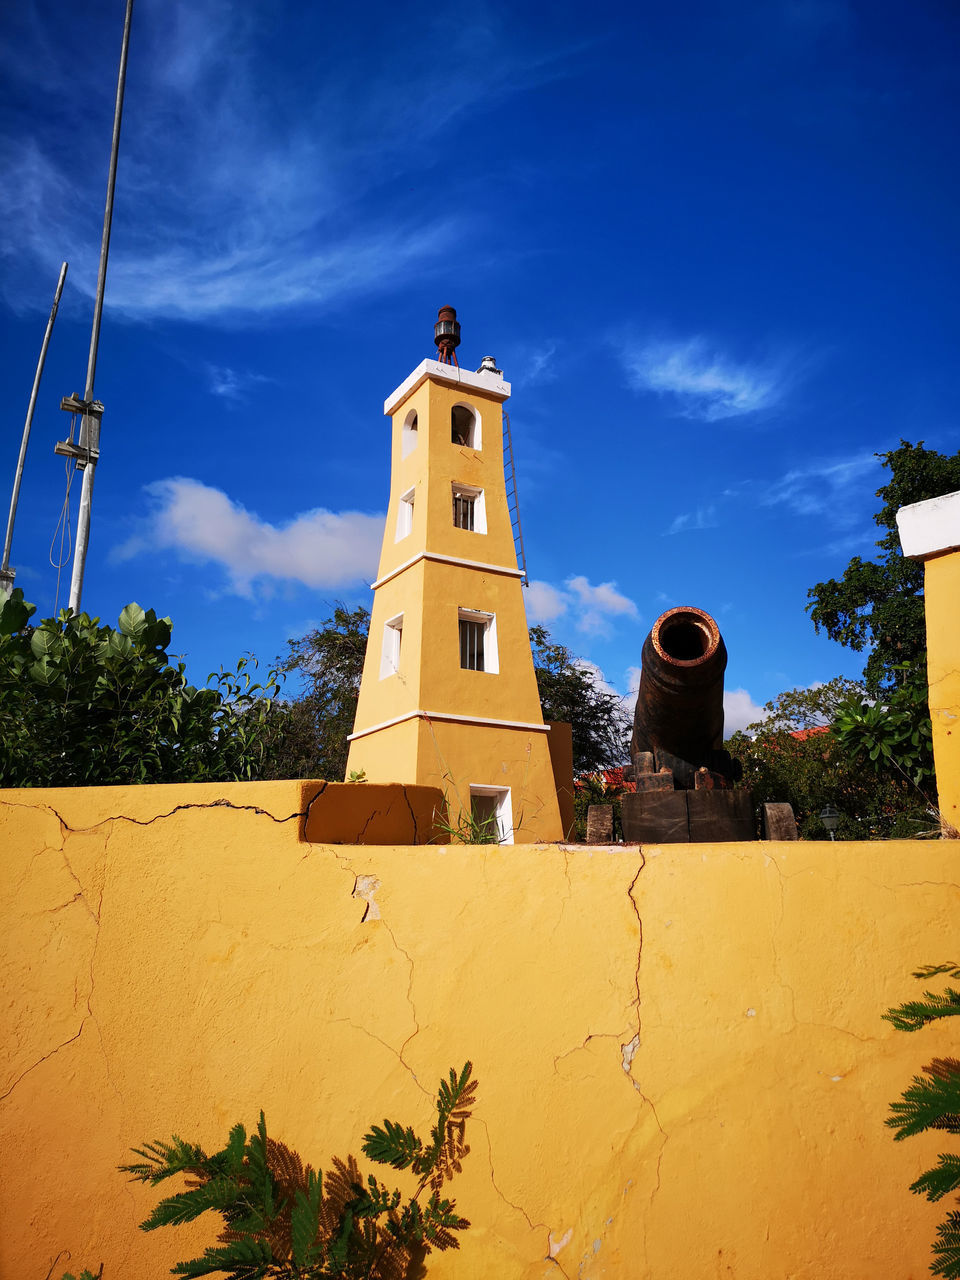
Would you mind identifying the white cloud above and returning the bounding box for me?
[566,575,639,635]
[763,451,879,518]
[723,688,767,734]
[114,477,383,597]
[525,575,639,635]
[525,580,569,623]
[664,505,719,535]
[620,337,782,421]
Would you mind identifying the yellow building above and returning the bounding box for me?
[345,312,562,843]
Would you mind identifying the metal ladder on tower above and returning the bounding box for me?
[502,411,528,586]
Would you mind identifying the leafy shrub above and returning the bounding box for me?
[885,965,960,1277]
[0,590,278,786]
[59,1064,477,1280]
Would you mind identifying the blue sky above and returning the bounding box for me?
[2,0,958,734]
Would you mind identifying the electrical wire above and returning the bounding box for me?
[50,416,79,614]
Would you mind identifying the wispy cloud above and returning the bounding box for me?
[505,340,559,387]
[664,505,719,535]
[114,477,383,597]
[762,451,879,517]
[526,575,639,636]
[206,364,272,401]
[0,2,571,322]
[619,336,784,421]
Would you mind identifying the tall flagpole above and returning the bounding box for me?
[62,0,135,614]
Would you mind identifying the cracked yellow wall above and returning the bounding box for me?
[2,781,958,1279]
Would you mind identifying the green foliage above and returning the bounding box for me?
[529,625,630,773]
[0,592,279,786]
[886,967,960,1278]
[107,1064,477,1279]
[264,605,370,782]
[728,677,934,838]
[807,440,960,695]
[831,674,935,795]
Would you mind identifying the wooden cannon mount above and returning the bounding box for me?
[621,606,755,842]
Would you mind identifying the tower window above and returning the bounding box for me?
[458,608,498,673]
[469,786,513,844]
[379,614,403,679]
[451,403,480,449]
[396,488,415,541]
[452,484,485,533]
[401,409,418,458]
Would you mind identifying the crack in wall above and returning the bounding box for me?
[472,1116,570,1277]
[331,853,425,1092]
[0,784,332,840]
[0,1022,87,1103]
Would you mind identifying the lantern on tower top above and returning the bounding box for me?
[434,305,461,366]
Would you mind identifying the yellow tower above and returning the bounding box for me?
[346,308,563,843]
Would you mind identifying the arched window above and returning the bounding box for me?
[401,409,418,458]
[451,403,480,449]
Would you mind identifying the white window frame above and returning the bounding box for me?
[395,487,415,541]
[469,785,513,845]
[379,613,403,679]
[401,409,418,458]
[451,402,481,450]
[458,607,498,673]
[451,483,486,534]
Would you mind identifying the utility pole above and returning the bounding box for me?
[56,0,135,615]
[0,262,68,601]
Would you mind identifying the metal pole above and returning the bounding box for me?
[68,0,135,615]
[0,262,68,599]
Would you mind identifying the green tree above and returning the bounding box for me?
[728,680,935,839]
[807,440,960,695]
[266,605,370,782]
[529,625,631,773]
[0,591,278,787]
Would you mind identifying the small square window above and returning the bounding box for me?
[380,614,403,679]
[452,484,486,533]
[396,488,414,541]
[458,608,498,673]
[470,786,513,844]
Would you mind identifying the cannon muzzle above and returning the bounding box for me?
[632,606,728,776]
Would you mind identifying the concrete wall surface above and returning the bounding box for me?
[2,780,958,1279]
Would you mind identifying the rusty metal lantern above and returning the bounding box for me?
[434,305,461,366]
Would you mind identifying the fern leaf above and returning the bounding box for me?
[171,1237,273,1278]
[912,1153,960,1202]
[121,1136,209,1184]
[887,1066,960,1140]
[290,1168,323,1267]
[139,1176,242,1231]
[932,1210,960,1280]
[362,1119,423,1170]
[884,988,960,1032]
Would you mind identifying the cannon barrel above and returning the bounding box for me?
[632,606,727,770]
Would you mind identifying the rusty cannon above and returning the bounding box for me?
[622,606,755,842]
[631,605,737,788]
